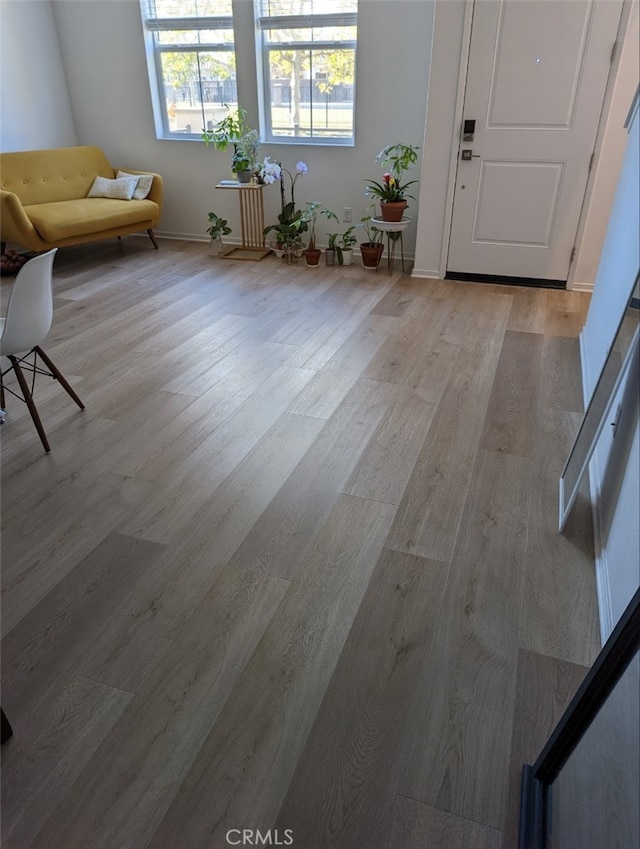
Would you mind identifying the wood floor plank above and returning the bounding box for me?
[69,411,325,693]
[229,378,400,579]
[344,385,437,505]
[147,494,396,849]
[1,532,165,716]
[384,327,506,563]
[520,421,600,667]
[1,244,600,848]
[363,295,457,393]
[1,469,156,636]
[506,285,547,334]
[399,448,531,831]
[1,672,133,848]
[502,649,589,848]
[479,330,544,457]
[274,548,447,848]
[390,795,503,849]
[537,334,585,413]
[116,364,316,543]
[29,563,289,849]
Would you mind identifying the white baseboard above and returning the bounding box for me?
[568,279,595,293]
[410,268,443,279]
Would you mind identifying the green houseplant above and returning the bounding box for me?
[325,232,339,266]
[338,225,357,265]
[302,202,338,266]
[233,128,261,182]
[202,104,247,151]
[365,142,420,222]
[206,212,232,255]
[202,105,260,181]
[359,207,384,269]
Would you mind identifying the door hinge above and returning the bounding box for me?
[570,246,576,265]
[610,40,618,63]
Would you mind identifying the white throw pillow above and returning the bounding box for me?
[87,174,138,200]
[116,170,154,200]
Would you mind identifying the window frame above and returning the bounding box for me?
[140,4,238,142]
[140,0,358,146]
[255,7,358,146]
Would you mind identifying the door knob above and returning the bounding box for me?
[461,149,481,161]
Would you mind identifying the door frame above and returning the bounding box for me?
[437,0,629,289]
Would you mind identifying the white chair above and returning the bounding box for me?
[0,248,84,452]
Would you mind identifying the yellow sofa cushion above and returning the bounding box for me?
[24,198,159,241]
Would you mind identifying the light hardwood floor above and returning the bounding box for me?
[1,238,601,849]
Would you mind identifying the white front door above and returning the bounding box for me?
[447,0,622,283]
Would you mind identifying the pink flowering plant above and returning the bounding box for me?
[364,142,420,203]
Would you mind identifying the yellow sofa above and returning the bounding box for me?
[0,145,163,252]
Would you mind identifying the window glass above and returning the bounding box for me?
[140,0,357,144]
[256,0,358,144]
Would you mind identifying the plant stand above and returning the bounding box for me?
[371,217,412,272]
[215,181,271,260]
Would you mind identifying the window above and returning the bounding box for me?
[141,0,238,140]
[140,0,358,145]
[256,0,358,145]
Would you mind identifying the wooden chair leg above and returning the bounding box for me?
[9,356,50,452]
[34,347,85,409]
[147,229,159,249]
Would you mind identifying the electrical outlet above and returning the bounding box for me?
[343,207,352,222]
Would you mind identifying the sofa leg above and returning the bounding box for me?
[1,242,6,255]
[147,229,159,249]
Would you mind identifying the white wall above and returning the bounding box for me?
[0,0,77,151]
[579,91,640,640]
[412,0,468,279]
[46,0,434,248]
[571,0,640,291]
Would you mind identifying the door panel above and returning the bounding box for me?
[473,160,563,245]
[447,0,622,281]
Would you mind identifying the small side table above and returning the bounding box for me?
[215,181,271,261]
[371,217,412,272]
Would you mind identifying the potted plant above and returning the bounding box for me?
[302,201,338,267]
[202,104,248,151]
[325,232,339,266]
[338,225,357,266]
[206,212,232,255]
[359,207,384,269]
[263,160,309,262]
[234,128,261,183]
[202,105,260,182]
[364,142,420,222]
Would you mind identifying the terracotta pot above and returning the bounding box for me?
[304,248,322,267]
[360,242,383,269]
[379,201,407,222]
